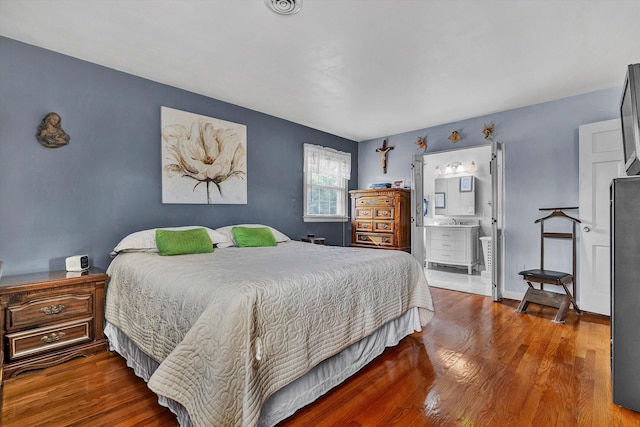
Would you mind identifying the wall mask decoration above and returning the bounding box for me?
[161,106,247,204]
[36,112,70,148]
[416,136,427,152]
[375,139,395,174]
[448,130,461,143]
[482,123,495,140]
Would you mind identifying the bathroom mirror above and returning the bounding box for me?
[434,176,475,215]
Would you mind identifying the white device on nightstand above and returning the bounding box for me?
[65,255,89,272]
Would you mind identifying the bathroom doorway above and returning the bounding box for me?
[411,143,504,298]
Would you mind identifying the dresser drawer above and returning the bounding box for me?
[356,221,372,231]
[355,233,395,247]
[373,207,394,220]
[373,221,394,233]
[357,196,393,207]
[429,249,466,263]
[429,228,466,241]
[7,318,93,361]
[430,239,466,252]
[355,208,373,218]
[7,293,93,331]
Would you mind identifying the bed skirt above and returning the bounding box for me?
[104,307,422,426]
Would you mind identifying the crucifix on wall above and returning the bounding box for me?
[376,139,394,174]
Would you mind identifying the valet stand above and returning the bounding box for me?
[515,207,583,323]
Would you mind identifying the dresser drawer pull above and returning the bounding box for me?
[41,332,66,343]
[379,210,390,216]
[380,224,389,229]
[40,304,66,315]
[382,237,389,243]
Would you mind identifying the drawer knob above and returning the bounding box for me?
[380,224,389,229]
[382,237,389,243]
[40,304,66,315]
[379,210,390,216]
[41,332,66,343]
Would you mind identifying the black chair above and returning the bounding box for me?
[515,207,583,323]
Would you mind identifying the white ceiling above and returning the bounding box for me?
[1,0,639,142]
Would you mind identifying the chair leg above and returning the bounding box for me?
[560,282,582,315]
[515,287,534,313]
[553,294,572,324]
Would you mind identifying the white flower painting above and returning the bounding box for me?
[161,107,247,204]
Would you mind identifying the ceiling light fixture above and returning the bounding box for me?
[265,0,303,15]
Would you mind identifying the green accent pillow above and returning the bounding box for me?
[231,226,277,247]
[155,228,214,256]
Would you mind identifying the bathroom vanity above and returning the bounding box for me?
[425,225,479,274]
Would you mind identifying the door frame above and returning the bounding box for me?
[411,145,505,299]
[491,141,505,301]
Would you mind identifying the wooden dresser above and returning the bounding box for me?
[350,188,411,251]
[0,268,108,381]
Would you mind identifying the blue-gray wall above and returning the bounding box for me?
[0,37,358,276]
[359,87,622,296]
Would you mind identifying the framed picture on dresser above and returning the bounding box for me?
[392,179,405,188]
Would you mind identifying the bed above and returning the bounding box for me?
[104,225,435,427]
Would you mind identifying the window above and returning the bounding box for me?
[303,143,351,222]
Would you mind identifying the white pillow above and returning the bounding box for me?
[214,224,290,248]
[112,226,230,253]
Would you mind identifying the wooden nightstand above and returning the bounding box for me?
[301,236,325,245]
[0,268,108,381]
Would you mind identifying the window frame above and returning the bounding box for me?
[303,143,351,223]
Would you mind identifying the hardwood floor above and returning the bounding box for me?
[3,287,639,426]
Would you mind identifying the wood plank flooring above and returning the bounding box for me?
[3,287,640,426]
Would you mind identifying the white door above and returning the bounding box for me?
[578,119,623,315]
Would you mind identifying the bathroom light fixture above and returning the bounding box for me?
[444,164,453,174]
[455,162,465,173]
[265,0,303,15]
[435,166,443,175]
[468,161,477,172]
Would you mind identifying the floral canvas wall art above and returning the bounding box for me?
[161,107,247,204]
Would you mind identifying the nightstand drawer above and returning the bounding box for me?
[7,318,93,361]
[7,293,93,331]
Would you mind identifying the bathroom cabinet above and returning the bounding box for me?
[426,225,479,274]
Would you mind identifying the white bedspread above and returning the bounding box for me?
[105,241,434,427]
